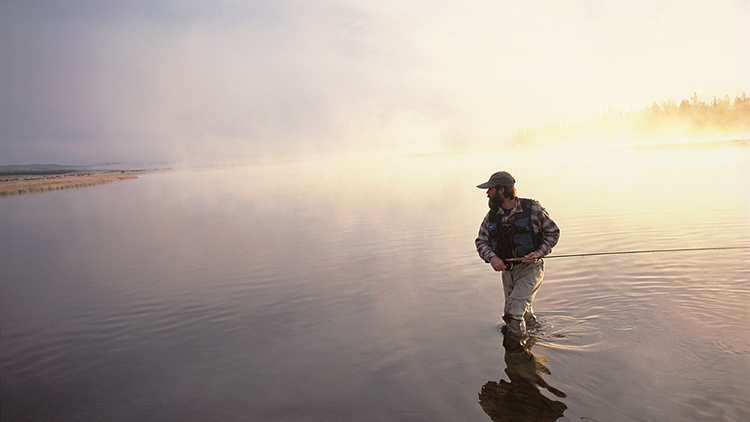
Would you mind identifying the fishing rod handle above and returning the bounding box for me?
[504,257,535,262]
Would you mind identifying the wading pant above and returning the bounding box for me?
[502,260,544,336]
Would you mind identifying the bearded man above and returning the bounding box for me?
[475,171,560,336]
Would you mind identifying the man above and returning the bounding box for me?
[475,171,560,337]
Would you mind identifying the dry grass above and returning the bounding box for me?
[0,170,144,197]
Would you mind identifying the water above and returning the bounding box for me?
[1,148,748,422]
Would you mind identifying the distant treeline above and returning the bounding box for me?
[0,164,82,176]
[510,92,750,145]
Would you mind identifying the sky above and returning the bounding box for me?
[1,0,748,165]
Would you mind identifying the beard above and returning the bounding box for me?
[488,191,502,211]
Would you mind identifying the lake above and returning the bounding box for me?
[1,147,748,422]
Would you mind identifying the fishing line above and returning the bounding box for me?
[504,246,750,262]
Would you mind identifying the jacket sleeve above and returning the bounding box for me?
[531,201,560,257]
[475,211,496,263]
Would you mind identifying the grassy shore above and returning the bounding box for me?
[0,170,145,197]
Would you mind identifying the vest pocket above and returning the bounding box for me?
[514,233,535,256]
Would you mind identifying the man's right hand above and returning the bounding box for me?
[490,256,506,272]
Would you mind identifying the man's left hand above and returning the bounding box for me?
[521,252,540,264]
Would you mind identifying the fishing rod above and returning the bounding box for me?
[503,246,750,262]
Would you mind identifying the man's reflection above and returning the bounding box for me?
[479,329,567,422]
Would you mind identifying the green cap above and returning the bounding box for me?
[476,171,515,189]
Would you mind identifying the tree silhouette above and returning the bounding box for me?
[509,92,750,146]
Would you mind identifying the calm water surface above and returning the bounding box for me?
[1,148,748,422]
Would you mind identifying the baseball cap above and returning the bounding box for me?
[476,171,515,189]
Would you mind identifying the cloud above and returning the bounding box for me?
[1,0,747,164]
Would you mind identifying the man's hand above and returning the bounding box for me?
[490,256,506,272]
[521,252,540,264]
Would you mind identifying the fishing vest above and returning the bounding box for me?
[487,198,544,265]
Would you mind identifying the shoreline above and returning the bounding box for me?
[0,170,146,197]
[610,138,750,151]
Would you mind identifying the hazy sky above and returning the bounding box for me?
[1,0,747,165]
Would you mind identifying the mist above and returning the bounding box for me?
[510,93,750,149]
[1,0,748,165]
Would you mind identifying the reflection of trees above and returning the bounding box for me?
[479,332,567,422]
[510,92,750,146]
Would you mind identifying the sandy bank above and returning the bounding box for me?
[0,170,145,197]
